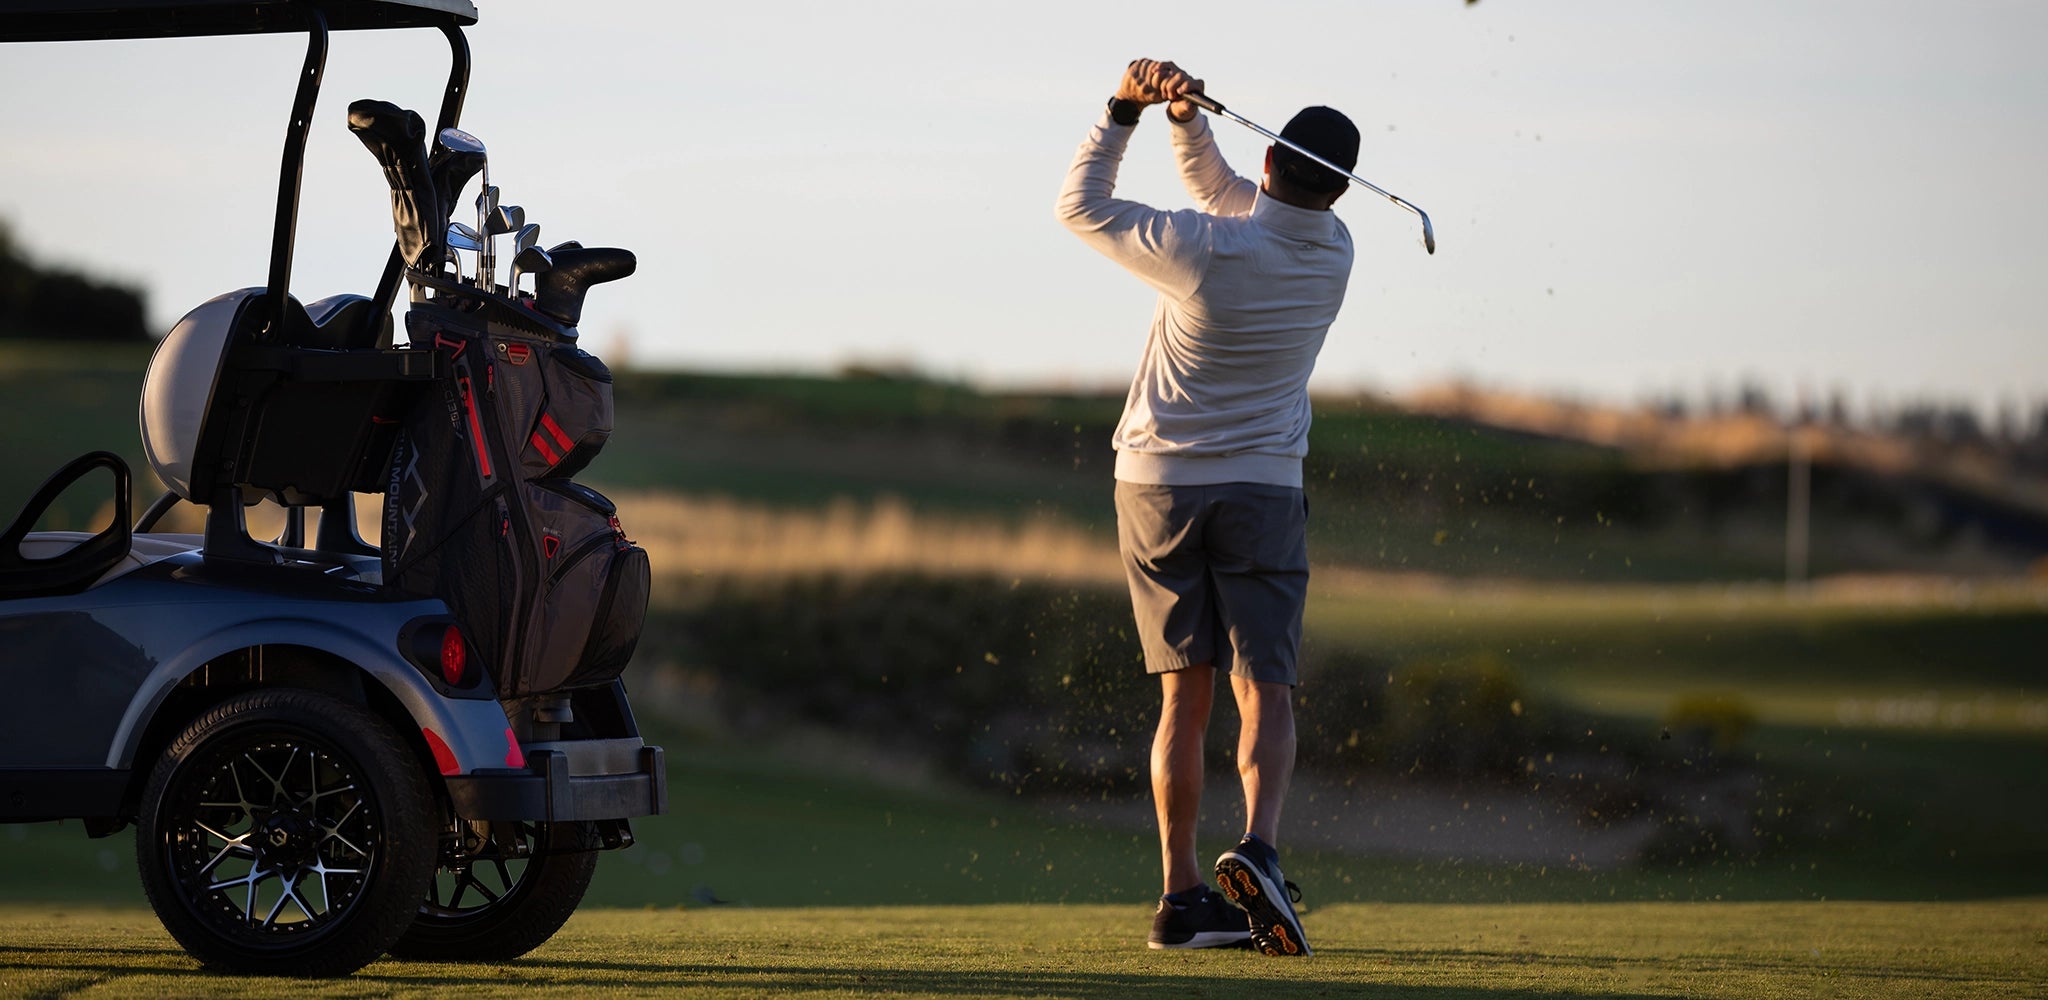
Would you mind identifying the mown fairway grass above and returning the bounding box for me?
[0,900,2041,998]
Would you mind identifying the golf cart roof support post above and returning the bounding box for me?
[433,21,470,132]
[263,4,328,339]
[364,20,469,342]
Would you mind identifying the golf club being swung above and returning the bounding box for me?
[1182,92,1434,255]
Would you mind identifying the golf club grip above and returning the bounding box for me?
[1183,92,1224,114]
[347,99,440,268]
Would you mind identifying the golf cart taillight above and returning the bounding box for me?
[402,617,487,696]
[440,625,468,686]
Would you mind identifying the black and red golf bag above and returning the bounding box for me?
[382,296,649,697]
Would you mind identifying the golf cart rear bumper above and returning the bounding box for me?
[444,742,666,821]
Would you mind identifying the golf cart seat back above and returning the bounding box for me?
[140,287,435,509]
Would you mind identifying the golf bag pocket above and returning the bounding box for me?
[489,338,614,480]
[512,480,650,695]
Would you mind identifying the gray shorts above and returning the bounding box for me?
[1114,480,1308,686]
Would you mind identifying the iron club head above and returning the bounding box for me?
[485,204,524,237]
[446,222,482,252]
[509,245,552,297]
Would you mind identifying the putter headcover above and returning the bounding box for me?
[534,247,636,327]
[347,99,441,268]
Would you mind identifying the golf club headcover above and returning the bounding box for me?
[347,99,441,269]
[427,140,486,232]
[533,247,636,326]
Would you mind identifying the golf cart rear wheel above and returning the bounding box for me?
[135,688,435,977]
[388,820,598,961]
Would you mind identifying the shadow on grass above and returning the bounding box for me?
[366,958,1684,1000]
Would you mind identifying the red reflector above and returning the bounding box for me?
[504,727,526,768]
[422,727,459,776]
[440,626,468,687]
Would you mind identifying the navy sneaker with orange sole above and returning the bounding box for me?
[1214,834,1311,957]
[1147,887,1252,950]
[1155,885,1245,950]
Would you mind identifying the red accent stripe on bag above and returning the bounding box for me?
[539,412,575,452]
[459,377,493,478]
[529,430,561,465]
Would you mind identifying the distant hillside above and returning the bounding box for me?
[0,222,148,342]
[598,368,2048,582]
[3,350,2043,583]
[1406,380,2048,520]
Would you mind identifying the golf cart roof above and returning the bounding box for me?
[1,0,481,344]
[0,0,476,43]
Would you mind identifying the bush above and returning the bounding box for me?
[668,574,1154,792]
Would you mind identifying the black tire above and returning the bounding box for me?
[388,820,598,961]
[134,689,436,977]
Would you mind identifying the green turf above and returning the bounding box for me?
[12,723,2033,912]
[0,900,2039,997]
[1300,581,2048,899]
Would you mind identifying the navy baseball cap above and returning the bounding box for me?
[1273,106,1359,193]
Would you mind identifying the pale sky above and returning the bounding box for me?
[2,1,2042,416]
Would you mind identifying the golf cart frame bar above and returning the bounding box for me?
[0,0,479,338]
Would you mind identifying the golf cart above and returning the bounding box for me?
[0,0,663,978]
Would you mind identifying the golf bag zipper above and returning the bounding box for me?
[543,511,630,587]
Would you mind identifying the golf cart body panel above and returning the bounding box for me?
[0,545,663,822]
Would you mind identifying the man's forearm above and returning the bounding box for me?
[1172,114,1256,218]
[1055,111,1135,233]
[1054,107,1209,301]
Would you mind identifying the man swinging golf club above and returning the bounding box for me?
[1056,58,1359,956]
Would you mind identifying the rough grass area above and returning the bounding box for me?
[0,901,2040,998]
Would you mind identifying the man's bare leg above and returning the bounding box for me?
[1153,664,1215,894]
[1231,674,1296,846]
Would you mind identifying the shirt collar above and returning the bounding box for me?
[1250,189,1338,243]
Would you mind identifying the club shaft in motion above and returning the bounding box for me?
[1183,92,1435,254]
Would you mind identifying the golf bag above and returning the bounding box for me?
[382,300,649,697]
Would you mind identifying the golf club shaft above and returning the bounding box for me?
[1182,92,1435,254]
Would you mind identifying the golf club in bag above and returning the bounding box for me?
[351,98,651,699]
[1182,91,1436,255]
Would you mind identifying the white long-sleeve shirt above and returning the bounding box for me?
[1057,109,1354,488]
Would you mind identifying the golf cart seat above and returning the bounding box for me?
[0,452,134,600]
[139,286,436,562]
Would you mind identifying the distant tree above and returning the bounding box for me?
[0,221,149,342]
[1826,390,1851,428]
[1736,380,1776,419]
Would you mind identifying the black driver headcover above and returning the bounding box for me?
[347,99,442,269]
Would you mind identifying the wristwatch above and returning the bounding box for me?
[1107,96,1144,127]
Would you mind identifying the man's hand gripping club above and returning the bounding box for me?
[1119,58,1207,124]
